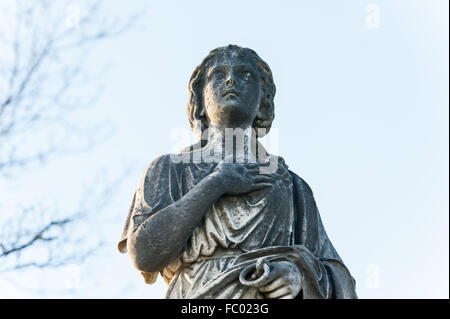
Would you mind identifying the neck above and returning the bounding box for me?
[201,126,266,163]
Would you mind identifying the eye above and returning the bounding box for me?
[211,70,225,80]
[240,70,253,81]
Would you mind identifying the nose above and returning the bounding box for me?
[225,72,236,86]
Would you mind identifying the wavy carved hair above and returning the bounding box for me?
[187,45,276,138]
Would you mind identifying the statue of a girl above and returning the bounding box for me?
[118,45,357,299]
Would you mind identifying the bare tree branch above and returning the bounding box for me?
[0,218,70,258]
[0,0,140,175]
[0,168,126,273]
[0,0,140,274]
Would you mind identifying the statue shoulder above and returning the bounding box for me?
[144,153,185,174]
[288,169,316,200]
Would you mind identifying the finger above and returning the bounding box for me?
[265,286,291,299]
[252,170,274,177]
[246,164,271,171]
[247,166,272,174]
[258,277,285,293]
[253,175,274,183]
[251,182,272,191]
[244,162,262,168]
[246,167,262,174]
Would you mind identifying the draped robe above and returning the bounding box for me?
[118,154,357,299]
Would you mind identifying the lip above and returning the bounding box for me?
[222,89,238,97]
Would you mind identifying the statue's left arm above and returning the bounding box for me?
[289,171,358,299]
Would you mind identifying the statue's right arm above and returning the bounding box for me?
[127,170,227,273]
[127,162,273,273]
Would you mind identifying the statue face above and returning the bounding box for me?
[202,52,261,129]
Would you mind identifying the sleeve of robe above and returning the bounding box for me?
[289,170,358,299]
[117,154,183,284]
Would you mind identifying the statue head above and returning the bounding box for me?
[187,45,276,138]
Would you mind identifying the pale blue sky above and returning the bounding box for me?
[0,0,448,298]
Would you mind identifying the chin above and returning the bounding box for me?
[220,101,241,109]
[220,104,251,120]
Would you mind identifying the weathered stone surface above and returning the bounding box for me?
[118,45,357,299]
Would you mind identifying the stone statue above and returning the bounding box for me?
[118,45,357,299]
